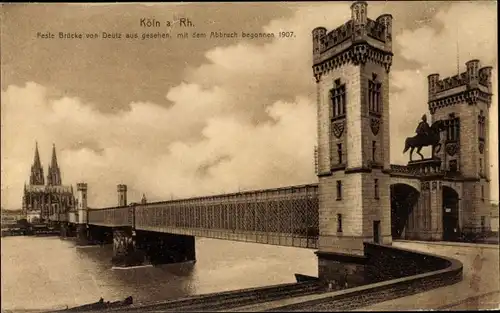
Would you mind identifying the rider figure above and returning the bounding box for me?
[416,114,431,141]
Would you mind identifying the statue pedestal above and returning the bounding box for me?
[407,158,442,175]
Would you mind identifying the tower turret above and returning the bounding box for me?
[427,73,440,101]
[76,183,88,227]
[466,59,480,88]
[376,14,393,50]
[117,184,128,206]
[76,183,88,211]
[478,66,493,92]
[351,1,368,40]
[312,27,327,62]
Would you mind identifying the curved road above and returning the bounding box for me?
[354,240,500,311]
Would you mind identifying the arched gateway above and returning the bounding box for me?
[390,183,419,239]
[442,186,460,241]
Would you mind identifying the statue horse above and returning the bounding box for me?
[403,120,447,161]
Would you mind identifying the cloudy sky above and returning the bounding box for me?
[1,1,498,209]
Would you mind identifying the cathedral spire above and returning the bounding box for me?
[47,143,62,185]
[33,142,41,168]
[29,142,45,185]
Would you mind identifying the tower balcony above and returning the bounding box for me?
[407,158,443,176]
[390,158,444,178]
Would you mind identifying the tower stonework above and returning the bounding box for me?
[312,1,393,283]
[117,184,128,206]
[428,59,493,234]
[77,183,88,215]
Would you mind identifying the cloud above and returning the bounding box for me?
[1,2,498,209]
[1,81,317,208]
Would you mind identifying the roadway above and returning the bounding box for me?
[224,240,499,311]
[353,240,500,311]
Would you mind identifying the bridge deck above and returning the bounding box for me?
[85,184,320,248]
[138,226,318,249]
[54,172,432,248]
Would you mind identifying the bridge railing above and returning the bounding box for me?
[134,197,319,235]
[86,184,319,238]
[88,207,133,227]
[390,162,444,177]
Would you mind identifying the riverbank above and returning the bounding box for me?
[1,229,60,237]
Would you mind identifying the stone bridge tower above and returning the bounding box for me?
[312,1,393,282]
[428,60,493,234]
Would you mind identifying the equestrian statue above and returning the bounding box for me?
[403,114,446,161]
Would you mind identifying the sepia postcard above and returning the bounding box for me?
[1,1,498,312]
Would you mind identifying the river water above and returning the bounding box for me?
[1,236,318,312]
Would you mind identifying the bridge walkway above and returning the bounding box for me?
[352,241,499,311]
[213,240,499,312]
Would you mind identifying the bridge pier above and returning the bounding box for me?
[91,226,114,245]
[136,231,196,265]
[316,252,368,288]
[60,222,76,238]
[76,224,90,245]
[76,224,113,246]
[111,227,145,267]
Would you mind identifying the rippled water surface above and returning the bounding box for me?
[1,236,317,311]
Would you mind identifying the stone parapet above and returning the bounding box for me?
[265,243,462,311]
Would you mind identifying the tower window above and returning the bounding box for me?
[478,111,486,140]
[372,141,376,162]
[481,185,484,201]
[336,180,342,200]
[479,158,483,175]
[374,179,379,199]
[368,73,382,115]
[337,143,343,164]
[446,115,460,141]
[330,79,346,119]
[337,213,343,233]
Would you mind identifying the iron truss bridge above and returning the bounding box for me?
[50,161,442,249]
[88,184,320,249]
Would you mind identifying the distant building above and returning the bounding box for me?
[491,203,499,232]
[22,143,75,222]
[1,209,24,226]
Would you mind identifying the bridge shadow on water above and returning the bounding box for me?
[68,237,321,306]
[72,242,200,303]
